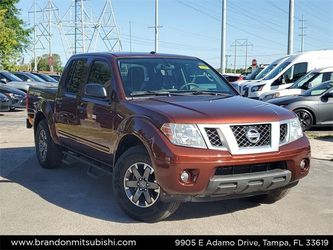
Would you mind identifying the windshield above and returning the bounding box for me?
[302,81,333,96]
[255,63,277,80]
[244,67,262,80]
[290,72,317,89]
[26,73,45,82]
[35,73,58,82]
[1,72,23,82]
[117,58,236,97]
[264,61,291,80]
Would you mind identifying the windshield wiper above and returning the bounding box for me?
[177,90,232,96]
[130,90,189,97]
[130,91,171,97]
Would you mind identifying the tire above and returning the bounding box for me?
[112,145,180,222]
[35,119,63,169]
[247,188,290,204]
[294,109,314,131]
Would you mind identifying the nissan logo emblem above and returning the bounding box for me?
[246,127,261,144]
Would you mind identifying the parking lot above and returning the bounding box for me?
[0,110,332,235]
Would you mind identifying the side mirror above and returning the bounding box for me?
[0,78,7,84]
[323,92,333,98]
[84,83,107,98]
[307,82,313,89]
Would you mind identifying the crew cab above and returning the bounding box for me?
[27,52,311,222]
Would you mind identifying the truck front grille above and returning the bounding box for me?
[205,128,223,147]
[215,161,287,176]
[230,124,271,148]
[280,124,288,143]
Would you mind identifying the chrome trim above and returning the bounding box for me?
[198,121,286,155]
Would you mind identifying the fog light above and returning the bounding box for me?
[300,159,307,170]
[180,171,190,183]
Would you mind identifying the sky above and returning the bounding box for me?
[16,0,333,69]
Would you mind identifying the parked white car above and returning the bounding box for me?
[260,66,333,101]
[245,50,333,99]
[239,55,290,95]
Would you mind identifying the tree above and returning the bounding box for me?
[0,0,30,71]
[31,54,63,72]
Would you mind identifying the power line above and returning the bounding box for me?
[231,39,253,73]
[177,0,286,48]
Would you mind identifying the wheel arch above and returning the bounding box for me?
[293,107,317,125]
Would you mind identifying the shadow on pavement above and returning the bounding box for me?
[309,126,333,131]
[2,146,259,223]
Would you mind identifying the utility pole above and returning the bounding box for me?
[231,39,253,73]
[33,0,37,71]
[287,0,294,55]
[47,0,53,72]
[129,21,132,52]
[149,0,162,52]
[155,0,159,52]
[80,0,85,53]
[299,15,306,52]
[220,0,227,74]
[225,55,231,73]
[74,0,77,54]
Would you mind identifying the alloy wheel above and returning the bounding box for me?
[123,162,160,208]
[38,129,48,161]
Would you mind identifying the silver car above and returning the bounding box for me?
[0,71,54,92]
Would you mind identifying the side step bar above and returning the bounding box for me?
[62,151,112,178]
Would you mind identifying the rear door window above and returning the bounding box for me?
[322,72,333,82]
[65,59,87,95]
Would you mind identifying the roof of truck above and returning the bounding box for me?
[72,51,198,59]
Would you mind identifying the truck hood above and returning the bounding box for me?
[128,95,295,125]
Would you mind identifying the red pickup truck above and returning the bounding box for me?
[27,52,311,222]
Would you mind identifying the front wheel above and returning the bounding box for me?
[112,146,180,222]
[294,109,314,131]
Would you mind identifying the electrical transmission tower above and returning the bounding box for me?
[88,0,122,52]
[231,39,253,73]
[28,0,122,70]
[299,15,306,52]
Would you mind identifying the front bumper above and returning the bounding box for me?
[10,97,26,108]
[153,135,310,198]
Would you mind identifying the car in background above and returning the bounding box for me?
[13,72,45,83]
[47,74,61,81]
[0,83,26,110]
[0,92,12,112]
[246,50,333,99]
[0,71,55,92]
[222,73,243,82]
[231,65,266,91]
[260,66,333,101]
[239,56,290,95]
[268,80,333,131]
[31,72,58,84]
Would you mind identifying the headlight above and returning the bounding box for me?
[8,93,22,99]
[263,93,280,100]
[161,123,207,149]
[251,84,265,92]
[287,118,303,142]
